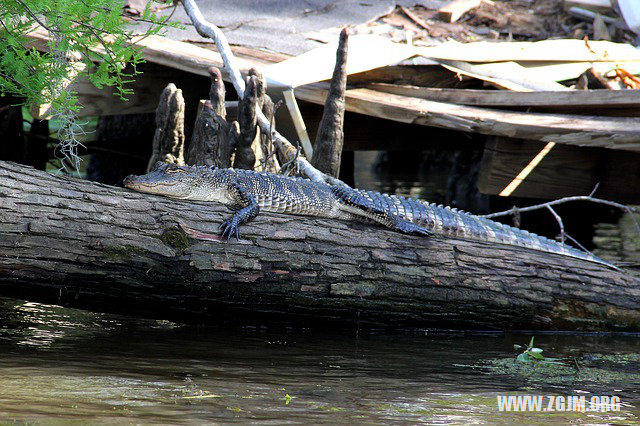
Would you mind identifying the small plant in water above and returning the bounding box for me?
[514,336,563,365]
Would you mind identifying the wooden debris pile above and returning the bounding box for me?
[364,0,639,45]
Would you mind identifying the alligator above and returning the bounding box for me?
[123,162,615,269]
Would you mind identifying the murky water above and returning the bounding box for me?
[0,298,638,424]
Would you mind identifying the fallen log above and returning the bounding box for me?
[1,160,639,330]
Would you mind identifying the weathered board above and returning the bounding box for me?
[369,83,640,116]
[477,137,640,202]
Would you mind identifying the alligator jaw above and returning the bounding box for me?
[123,174,184,198]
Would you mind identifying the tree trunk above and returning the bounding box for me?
[1,160,639,331]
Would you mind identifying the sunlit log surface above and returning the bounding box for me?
[1,160,639,331]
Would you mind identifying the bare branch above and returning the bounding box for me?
[482,195,640,243]
[483,196,637,218]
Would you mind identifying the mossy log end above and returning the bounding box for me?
[1,160,639,331]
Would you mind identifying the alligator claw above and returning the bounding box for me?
[219,218,241,241]
[396,220,433,236]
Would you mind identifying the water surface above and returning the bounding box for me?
[0,299,638,424]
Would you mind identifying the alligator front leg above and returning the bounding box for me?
[219,183,260,240]
[331,187,433,236]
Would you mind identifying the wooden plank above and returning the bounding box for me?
[296,100,471,151]
[439,0,482,23]
[416,39,640,62]
[263,34,417,88]
[478,137,640,202]
[518,61,640,82]
[294,85,640,152]
[438,60,571,91]
[282,89,314,158]
[348,65,466,88]
[367,83,640,115]
[564,0,613,14]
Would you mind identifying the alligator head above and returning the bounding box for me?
[123,162,211,199]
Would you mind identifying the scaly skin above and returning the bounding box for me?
[123,162,615,269]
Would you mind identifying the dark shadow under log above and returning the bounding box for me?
[1,160,639,331]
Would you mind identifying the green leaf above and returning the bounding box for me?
[527,351,545,360]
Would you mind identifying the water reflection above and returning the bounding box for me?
[0,298,638,423]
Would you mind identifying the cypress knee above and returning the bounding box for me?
[233,76,258,170]
[186,68,231,167]
[311,28,348,177]
[147,83,185,172]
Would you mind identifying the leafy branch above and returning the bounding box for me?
[0,0,181,172]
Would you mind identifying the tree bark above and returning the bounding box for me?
[1,160,639,331]
[186,101,231,168]
[233,76,258,170]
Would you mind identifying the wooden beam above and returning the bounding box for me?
[478,137,640,202]
[296,100,472,151]
[367,83,640,115]
[295,85,640,152]
[438,60,571,91]
[416,39,640,62]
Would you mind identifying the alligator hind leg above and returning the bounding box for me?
[219,183,260,240]
[331,187,433,236]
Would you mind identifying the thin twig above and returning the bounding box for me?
[14,0,55,32]
[259,99,282,172]
[482,195,640,244]
[399,5,431,31]
[483,196,637,218]
[546,205,565,244]
[564,233,591,255]
[279,144,301,177]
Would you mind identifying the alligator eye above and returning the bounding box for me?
[165,165,186,174]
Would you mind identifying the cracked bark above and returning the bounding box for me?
[1,160,639,330]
